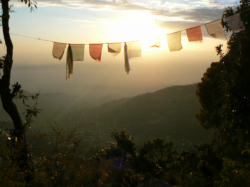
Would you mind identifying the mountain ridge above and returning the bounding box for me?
[0,84,214,146]
[82,83,214,145]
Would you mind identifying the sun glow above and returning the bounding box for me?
[107,11,168,50]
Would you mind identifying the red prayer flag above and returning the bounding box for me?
[89,44,103,61]
[186,26,203,42]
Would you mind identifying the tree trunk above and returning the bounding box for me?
[1,0,24,137]
[0,0,33,184]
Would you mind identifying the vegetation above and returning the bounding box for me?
[0,0,250,186]
[0,0,38,185]
[0,129,225,186]
[196,0,250,185]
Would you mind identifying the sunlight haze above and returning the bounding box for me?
[0,0,238,99]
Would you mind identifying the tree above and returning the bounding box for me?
[0,0,37,184]
[196,0,250,185]
[197,0,250,156]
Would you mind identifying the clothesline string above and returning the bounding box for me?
[172,19,223,34]
[9,17,226,45]
[10,33,53,43]
[10,33,141,45]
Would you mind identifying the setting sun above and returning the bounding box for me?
[105,11,167,49]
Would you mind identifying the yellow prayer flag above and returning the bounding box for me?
[167,32,182,52]
[108,43,122,56]
[127,41,141,59]
[52,42,67,60]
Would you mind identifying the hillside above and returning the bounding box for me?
[82,84,214,145]
[0,84,214,147]
[0,92,93,131]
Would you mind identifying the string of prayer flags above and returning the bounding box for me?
[186,26,203,42]
[46,14,246,79]
[71,44,85,61]
[225,13,245,32]
[205,20,226,39]
[66,45,73,80]
[52,42,67,60]
[166,32,182,52]
[127,41,141,59]
[108,42,122,56]
[124,42,130,74]
[89,44,103,61]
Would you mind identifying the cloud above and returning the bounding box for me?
[155,7,224,22]
[12,0,235,29]
[12,0,226,10]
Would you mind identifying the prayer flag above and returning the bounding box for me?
[127,41,141,59]
[52,42,67,60]
[108,42,122,56]
[89,44,103,61]
[186,26,203,42]
[66,45,73,80]
[71,44,85,61]
[124,42,130,74]
[167,32,182,52]
[150,36,161,48]
[225,13,245,32]
[205,20,226,39]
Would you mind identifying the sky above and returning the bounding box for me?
[0,0,240,100]
[9,0,239,43]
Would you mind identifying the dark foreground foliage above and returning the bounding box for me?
[0,128,249,187]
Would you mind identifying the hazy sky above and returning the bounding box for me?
[8,0,239,43]
[0,0,239,99]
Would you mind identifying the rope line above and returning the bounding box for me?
[9,18,225,45]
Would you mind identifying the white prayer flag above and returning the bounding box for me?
[52,42,67,60]
[70,44,85,61]
[225,13,245,32]
[167,32,182,52]
[205,20,226,39]
[150,36,161,48]
[108,43,122,56]
[127,41,141,59]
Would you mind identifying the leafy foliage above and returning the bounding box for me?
[197,0,250,155]
[196,0,250,185]
[20,0,37,9]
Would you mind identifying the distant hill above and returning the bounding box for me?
[0,84,215,147]
[0,92,93,131]
[82,84,214,145]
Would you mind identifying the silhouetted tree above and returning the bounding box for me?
[196,0,250,185]
[197,0,250,158]
[0,0,37,184]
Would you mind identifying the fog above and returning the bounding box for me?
[1,37,225,132]
[0,34,226,106]
[11,49,217,105]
